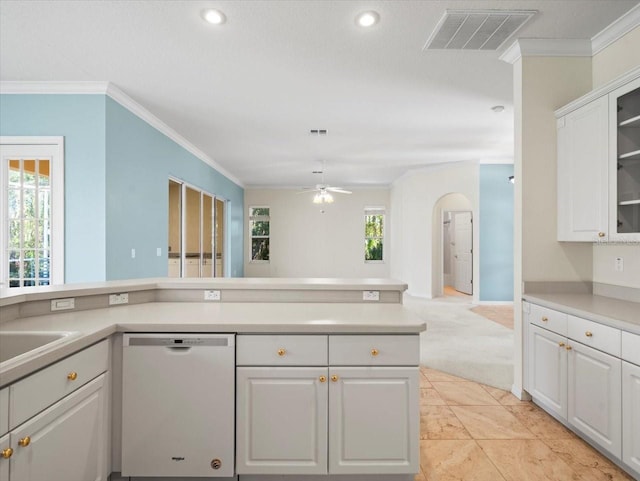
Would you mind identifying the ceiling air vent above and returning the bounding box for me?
[424,10,536,51]
[309,129,328,136]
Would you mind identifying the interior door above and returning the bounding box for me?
[214,198,225,277]
[453,211,473,295]
[184,187,201,278]
[167,180,181,277]
[202,194,213,277]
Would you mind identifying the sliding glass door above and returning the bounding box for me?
[167,179,226,278]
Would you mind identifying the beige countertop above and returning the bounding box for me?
[523,292,640,334]
[0,301,426,386]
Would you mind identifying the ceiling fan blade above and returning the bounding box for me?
[296,188,320,194]
[326,187,352,194]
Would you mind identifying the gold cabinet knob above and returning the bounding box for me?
[558,342,565,347]
[277,348,286,357]
[585,331,593,337]
[541,316,548,322]
[331,375,339,382]
[598,232,606,237]
[566,346,573,351]
[1,448,13,459]
[18,437,30,447]
[67,372,78,381]
[319,375,327,383]
[371,348,379,356]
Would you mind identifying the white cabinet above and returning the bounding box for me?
[528,325,567,420]
[567,341,621,458]
[0,433,9,481]
[557,95,609,241]
[622,361,640,478]
[556,68,640,242]
[236,367,328,475]
[235,334,420,476]
[167,258,180,277]
[609,77,640,240]
[0,340,109,481]
[10,375,108,481]
[328,367,418,475]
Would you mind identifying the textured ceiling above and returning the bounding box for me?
[1,0,638,188]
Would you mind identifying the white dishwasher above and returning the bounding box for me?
[121,333,235,477]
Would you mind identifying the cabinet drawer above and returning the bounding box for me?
[329,335,419,366]
[622,331,640,366]
[236,335,328,366]
[568,316,621,357]
[529,304,567,336]
[9,339,109,429]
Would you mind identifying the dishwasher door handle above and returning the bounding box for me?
[166,346,192,352]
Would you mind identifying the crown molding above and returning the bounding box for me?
[0,81,244,188]
[499,38,592,64]
[592,3,640,55]
[554,65,640,118]
[0,81,109,94]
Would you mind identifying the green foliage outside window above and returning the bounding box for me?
[365,214,384,261]
[250,207,270,261]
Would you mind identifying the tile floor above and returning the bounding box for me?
[470,305,515,330]
[415,366,635,481]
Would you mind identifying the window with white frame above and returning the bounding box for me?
[249,206,270,262]
[364,207,385,262]
[0,138,64,287]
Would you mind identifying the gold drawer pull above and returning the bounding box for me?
[598,232,606,238]
[371,348,379,356]
[319,375,327,383]
[1,448,13,459]
[541,316,548,322]
[18,437,30,447]
[331,375,339,382]
[277,348,286,357]
[67,372,78,381]
[558,342,565,347]
[585,331,593,337]
[566,346,572,351]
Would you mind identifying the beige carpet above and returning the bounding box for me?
[404,294,514,391]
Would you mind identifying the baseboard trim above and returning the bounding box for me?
[511,385,531,401]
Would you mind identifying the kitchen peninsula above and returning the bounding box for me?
[0,278,425,481]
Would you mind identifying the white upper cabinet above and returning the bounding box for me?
[556,67,640,242]
[557,96,609,241]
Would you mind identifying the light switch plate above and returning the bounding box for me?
[204,290,221,301]
[51,298,75,311]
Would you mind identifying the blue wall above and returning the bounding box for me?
[105,98,244,279]
[0,95,107,282]
[1,94,244,283]
[479,164,514,301]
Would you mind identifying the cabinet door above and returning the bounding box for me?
[557,95,609,241]
[328,367,419,475]
[10,374,107,481]
[568,341,621,459]
[236,367,328,475]
[0,433,9,481]
[623,361,640,477]
[528,325,568,420]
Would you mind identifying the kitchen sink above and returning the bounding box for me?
[0,331,79,364]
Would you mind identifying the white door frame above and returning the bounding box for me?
[0,136,65,286]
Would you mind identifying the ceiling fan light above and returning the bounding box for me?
[313,194,323,204]
[202,9,226,25]
[325,193,334,203]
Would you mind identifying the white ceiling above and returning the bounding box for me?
[1,0,638,188]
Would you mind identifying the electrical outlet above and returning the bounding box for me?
[109,293,129,305]
[204,290,221,301]
[51,298,75,311]
[363,290,380,301]
[615,257,624,272]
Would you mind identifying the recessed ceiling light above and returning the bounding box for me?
[491,105,505,113]
[202,9,226,25]
[356,11,380,27]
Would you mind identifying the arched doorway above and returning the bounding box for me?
[432,193,473,299]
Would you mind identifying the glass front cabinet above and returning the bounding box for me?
[612,78,640,238]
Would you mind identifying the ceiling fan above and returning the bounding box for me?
[297,160,352,203]
[297,184,352,204]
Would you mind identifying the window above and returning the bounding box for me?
[364,207,385,262]
[249,207,270,262]
[0,138,64,287]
